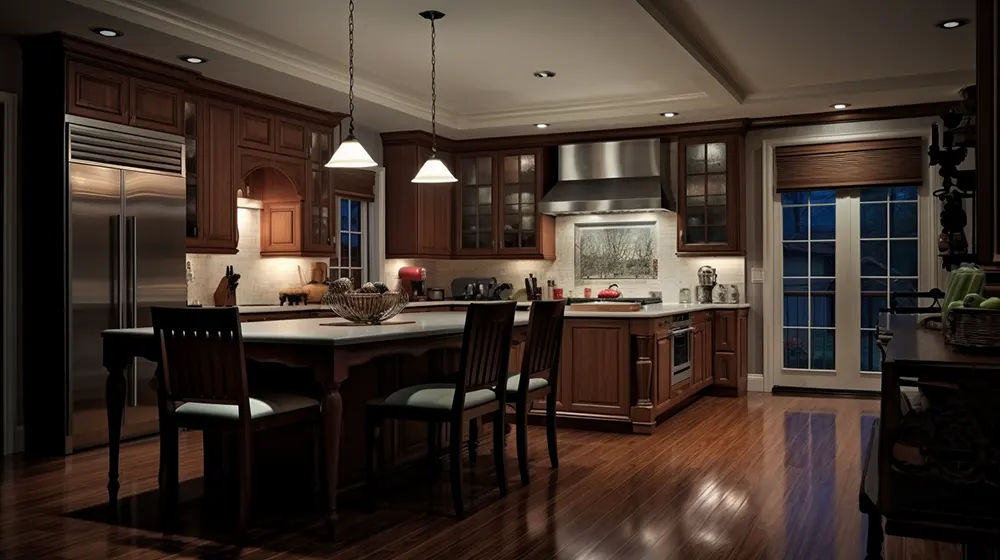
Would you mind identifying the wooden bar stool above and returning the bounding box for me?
[151,307,321,531]
[505,300,567,485]
[365,301,517,518]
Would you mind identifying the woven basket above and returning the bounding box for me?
[946,307,1000,349]
[322,291,409,324]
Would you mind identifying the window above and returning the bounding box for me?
[781,190,836,371]
[331,198,368,289]
[859,186,918,372]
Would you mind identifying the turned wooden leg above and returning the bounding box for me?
[468,418,479,465]
[515,400,529,485]
[323,388,343,535]
[156,369,179,523]
[237,423,252,533]
[426,422,439,482]
[105,364,127,519]
[364,411,378,512]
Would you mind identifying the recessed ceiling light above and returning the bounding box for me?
[661,112,678,117]
[534,123,549,129]
[937,19,969,29]
[533,71,555,78]
[180,55,207,64]
[92,27,122,38]
[830,103,851,109]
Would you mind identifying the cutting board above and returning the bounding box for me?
[569,301,642,312]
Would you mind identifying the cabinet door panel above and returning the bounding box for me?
[67,61,129,124]
[655,334,672,405]
[200,100,238,250]
[129,78,183,134]
[714,352,736,388]
[261,202,302,255]
[677,135,743,255]
[239,107,276,151]
[497,150,542,255]
[714,310,737,353]
[276,118,308,158]
[455,153,497,256]
[561,321,630,417]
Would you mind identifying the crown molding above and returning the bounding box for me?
[749,101,958,129]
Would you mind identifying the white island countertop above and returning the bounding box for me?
[104,311,531,346]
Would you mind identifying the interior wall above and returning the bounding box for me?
[745,116,942,383]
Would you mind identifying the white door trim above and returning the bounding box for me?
[1,92,18,454]
[761,127,939,392]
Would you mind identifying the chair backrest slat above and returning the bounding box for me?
[454,302,517,411]
[518,300,567,393]
[151,307,249,410]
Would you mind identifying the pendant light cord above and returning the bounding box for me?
[429,14,438,156]
[347,0,356,138]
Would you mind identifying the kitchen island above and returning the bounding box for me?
[102,311,530,531]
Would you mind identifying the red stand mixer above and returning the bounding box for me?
[398,266,427,301]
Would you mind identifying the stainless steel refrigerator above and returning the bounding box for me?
[68,117,187,451]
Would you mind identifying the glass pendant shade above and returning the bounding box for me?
[325,134,377,168]
[411,156,457,183]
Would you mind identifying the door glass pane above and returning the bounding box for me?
[459,156,493,249]
[781,190,836,371]
[684,141,727,246]
[859,186,918,372]
[501,153,536,249]
[184,101,198,238]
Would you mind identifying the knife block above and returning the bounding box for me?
[213,276,237,307]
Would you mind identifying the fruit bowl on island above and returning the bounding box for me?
[322,279,409,324]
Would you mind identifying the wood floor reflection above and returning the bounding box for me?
[0,394,962,559]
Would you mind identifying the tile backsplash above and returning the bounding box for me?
[385,212,744,300]
[186,200,329,305]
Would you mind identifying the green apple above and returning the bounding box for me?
[980,297,1000,310]
[948,301,965,312]
[964,293,987,308]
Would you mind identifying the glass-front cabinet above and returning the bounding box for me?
[455,148,550,258]
[677,134,743,255]
[183,100,198,239]
[302,128,337,256]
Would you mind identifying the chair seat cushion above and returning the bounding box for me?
[175,392,319,421]
[506,374,549,393]
[382,383,497,410]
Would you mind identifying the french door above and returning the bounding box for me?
[773,186,922,391]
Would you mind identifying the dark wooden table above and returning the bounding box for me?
[102,312,529,532]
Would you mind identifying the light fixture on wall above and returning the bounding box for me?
[412,10,457,183]
[327,0,378,168]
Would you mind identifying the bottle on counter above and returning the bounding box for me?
[545,280,554,300]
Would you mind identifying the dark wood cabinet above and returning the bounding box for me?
[383,140,454,258]
[186,97,239,254]
[68,61,183,135]
[693,311,713,389]
[454,148,554,259]
[260,201,302,255]
[677,134,744,255]
[302,128,336,256]
[276,118,308,158]
[711,309,747,396]
[559,320,631,418]
[655,333,672,405]
[238,107,275,151]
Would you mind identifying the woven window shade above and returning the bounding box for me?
[332,169,376,201]
[775,137,924,192]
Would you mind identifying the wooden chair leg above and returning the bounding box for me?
[449,420,464,518]
[515,400,529,485]
[158,420,179,524]
[365,413,378,512]
[426,422,439,482]
[546,392,558,469]
[237,425,252,533]
[492,410,508,497]
[865,512,883,560]
[468,418,479,465]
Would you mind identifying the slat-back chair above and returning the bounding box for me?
[506,300,567,484]
[365,301,517,517]
[152,307,320,530]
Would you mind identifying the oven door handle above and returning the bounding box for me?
[670,327,693,336]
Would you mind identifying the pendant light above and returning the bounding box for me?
[326,0,378,168]
[412,10,457,183]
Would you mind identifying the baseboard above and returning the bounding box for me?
[771,386,880,399]
[747,373,764,392]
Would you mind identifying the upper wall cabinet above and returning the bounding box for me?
[677,134,745,255]
[185,96,240,254]
[383,140,455,259]
[454,148,555,259]
[238,107,309,158]
[68,60,184,135]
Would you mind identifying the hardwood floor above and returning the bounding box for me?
[0,394,961,559]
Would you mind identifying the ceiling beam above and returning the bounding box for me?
[635,0,746,104]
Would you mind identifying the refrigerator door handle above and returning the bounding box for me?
[126,215,138,406]
[110,214,124,328]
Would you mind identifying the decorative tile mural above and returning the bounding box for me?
[574,222,657,280]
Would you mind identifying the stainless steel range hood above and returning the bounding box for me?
[540,138,674,215]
